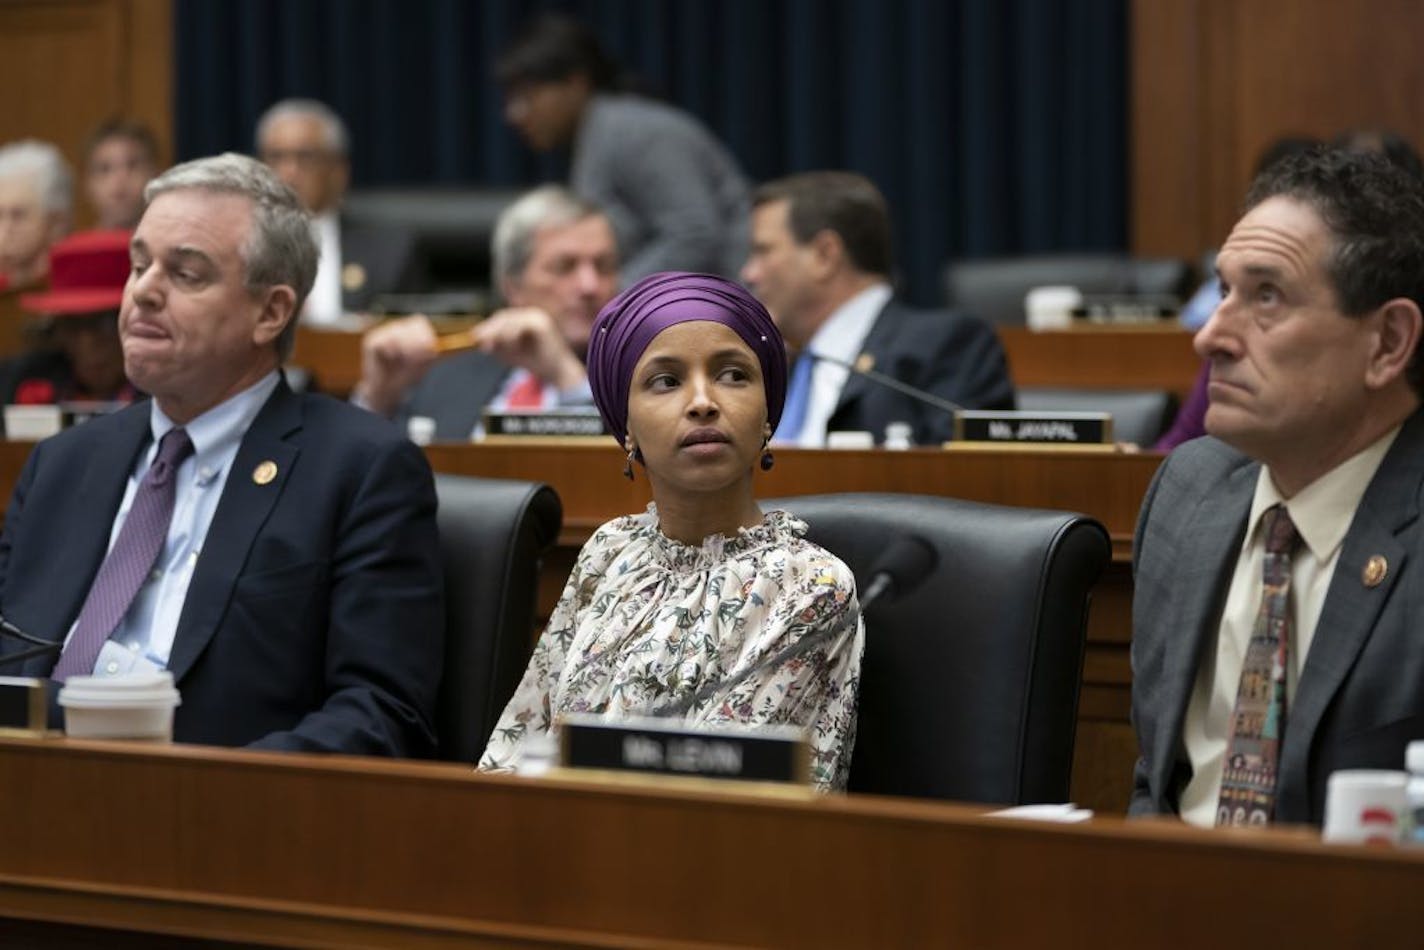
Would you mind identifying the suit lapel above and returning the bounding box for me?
[166,383,302,682]
[830,301,893,420]
[1278,415,1424,815]
[1152,458,1256,794]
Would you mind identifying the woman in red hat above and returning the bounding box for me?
[0,229,137,429]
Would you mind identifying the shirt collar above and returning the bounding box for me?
[807,283,892,364]
[149,370,281,463]
[1248,425,1401,562]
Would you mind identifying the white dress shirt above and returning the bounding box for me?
[1177,426,1401,826]
[302,211,343,325]
[78,371,281,677]
[792,282,892,448]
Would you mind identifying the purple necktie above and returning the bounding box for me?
[52,427,194,682]
[1217,504,1299,826]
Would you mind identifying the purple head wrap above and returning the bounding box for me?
[587,271,788,448]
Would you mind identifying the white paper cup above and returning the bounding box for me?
[1323,769,1408,845]
[58,671,181,742]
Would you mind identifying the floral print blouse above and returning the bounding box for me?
[478,505,864,791]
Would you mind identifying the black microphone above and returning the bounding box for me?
[806,349,965,417]
[0,611,62,669]
[653,534,939,717]
[856,534,938,607]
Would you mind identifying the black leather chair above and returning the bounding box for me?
[770,493,1109,804]
[1017,386,1179,446]
[433,475,562,762]
[344,187,523,304]
[943,252,1194,325]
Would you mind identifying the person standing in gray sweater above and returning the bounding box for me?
[496,14,750,283]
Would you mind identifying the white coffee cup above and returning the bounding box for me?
[1322,769,1409,845]
[58,671,182,742]
[1024,285,1083,331]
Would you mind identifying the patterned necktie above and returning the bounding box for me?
[505,372,546,410]
[1217,503,1300,826]
[773,352,814,443]
[52,427,194,682]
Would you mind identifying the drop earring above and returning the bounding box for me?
[760,448,775,471]
[623,443,637,481]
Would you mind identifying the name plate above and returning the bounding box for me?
[559,715,811,785]
[0,676,48,736]
[1071,295,1178,325]
[954,410,1112,444]
[483,411,607,437]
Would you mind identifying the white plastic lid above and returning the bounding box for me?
[1407,740,1424,774]
[58,671,180,708]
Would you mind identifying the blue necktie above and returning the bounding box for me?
[774,353,814,443]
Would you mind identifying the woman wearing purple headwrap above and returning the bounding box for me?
[480,272,864,791]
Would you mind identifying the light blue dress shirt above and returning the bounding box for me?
[1178,275,1222,331]
[76,371,282,678]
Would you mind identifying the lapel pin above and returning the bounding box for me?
[1362,555,1388,588]
[341,262,367,292]
[854,352,876,374]
[252,460,278,486]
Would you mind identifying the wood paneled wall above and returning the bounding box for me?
[0,0,172,229]
[1132,0,1424,261]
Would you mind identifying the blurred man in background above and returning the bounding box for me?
[354,185,617,441]
[743,171,1013,447]
[256,98,415,322]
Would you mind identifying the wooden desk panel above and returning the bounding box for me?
[0,739,1417,948]
[999,326,1201,400]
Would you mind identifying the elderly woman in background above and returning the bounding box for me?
[479,272,864,790]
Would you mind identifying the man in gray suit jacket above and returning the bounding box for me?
[1131,148,1424,827]
[354,186,618,441]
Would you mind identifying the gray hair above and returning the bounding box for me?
[0,139,74,220]
[145,152,317,360]
[255,98,350,157]
[491,185,604,289]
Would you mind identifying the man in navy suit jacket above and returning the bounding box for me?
[743,171,1014,447]
[0,153,443,757]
